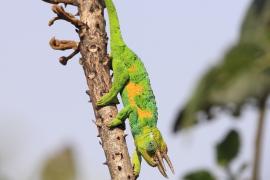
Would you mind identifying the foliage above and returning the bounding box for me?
[177,1,269,179]
[183,170,216,180]
[173,0,270,132]
[182,129,245,180]
[41,147,76,180]
[216,129,240,167]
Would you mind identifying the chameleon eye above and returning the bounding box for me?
[147,141,157,153]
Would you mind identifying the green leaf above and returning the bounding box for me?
[216,129,241,167]
[173,0,270,132]
[183,170,216,180]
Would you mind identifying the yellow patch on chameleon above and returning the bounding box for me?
[126,82,144,106]
[138,108,153,119]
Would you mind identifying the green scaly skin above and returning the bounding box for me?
[96,0,174,178]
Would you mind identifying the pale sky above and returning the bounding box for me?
[1,0,269,179]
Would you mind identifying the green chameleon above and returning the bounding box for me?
[97,0,174,177]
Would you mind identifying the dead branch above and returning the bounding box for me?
[42,0,78,6]
[49,5,83,28]
[49,37,78,50]
[58,48,80,65]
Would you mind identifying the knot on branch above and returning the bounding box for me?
[49,37,80,65]
[42,0,78,6]
[49,5,83,28]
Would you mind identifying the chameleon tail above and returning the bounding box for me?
[104,0,125,45]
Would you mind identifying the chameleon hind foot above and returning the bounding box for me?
[108,105,131,128]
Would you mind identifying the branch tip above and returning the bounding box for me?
[58,48,80,65]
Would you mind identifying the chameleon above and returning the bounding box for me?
[96,0,174,177]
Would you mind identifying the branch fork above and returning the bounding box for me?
[47,5,82,66]
[49,37,80,65]
[49,5,83,28]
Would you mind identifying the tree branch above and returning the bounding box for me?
[77,1,134,179]
[42,0,135,179]
[252,97,267,180]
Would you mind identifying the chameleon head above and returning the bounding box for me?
[135,127,174,177]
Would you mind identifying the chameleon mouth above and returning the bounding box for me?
[155,150,174,178]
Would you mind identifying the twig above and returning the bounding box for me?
[59,48,80,65]
[49,5,83,28]
[49,37,78,50]
[48,37,79,65]
[252,97,267,180]
[41,0,78,6]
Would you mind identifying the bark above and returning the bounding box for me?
[42,0,135,179]
[252,97,267,180]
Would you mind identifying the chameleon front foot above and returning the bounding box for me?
[132,150,142,178]
[96,94,119,106]
[133,163,140,179]
[108,118,122,128]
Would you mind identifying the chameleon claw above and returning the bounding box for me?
[111,96,120,104]
[97,94,119,106]
[133,170,140,179]
[96,99,106,106]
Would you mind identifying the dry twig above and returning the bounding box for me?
[42,0,78,6]
[49,37,78,50]
[49,5,83,28]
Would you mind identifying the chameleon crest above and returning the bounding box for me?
[97,0,174,177]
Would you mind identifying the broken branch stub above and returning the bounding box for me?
[49,37,78,50]
[59,48,80,65]
[42,0,78,6]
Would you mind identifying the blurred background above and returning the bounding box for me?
[0,0,269,179]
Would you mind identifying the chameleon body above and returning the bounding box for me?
[97,0,174,177]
